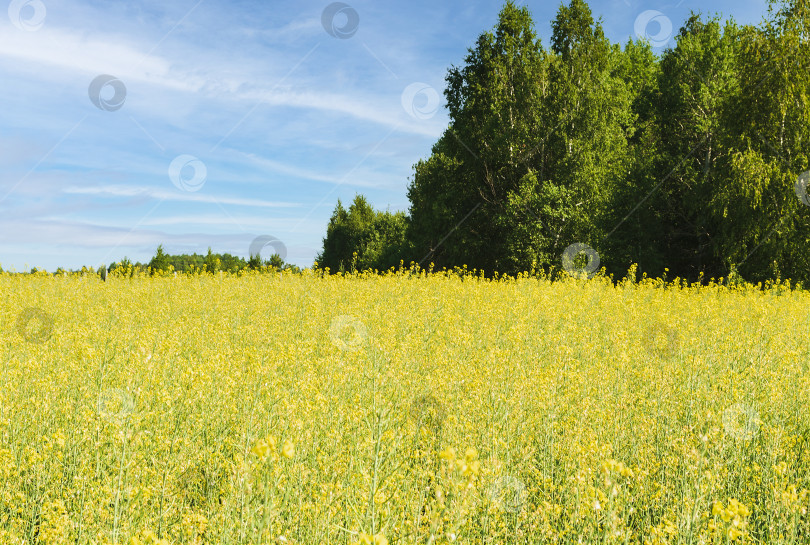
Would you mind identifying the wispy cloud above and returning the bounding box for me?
[0,0,768,271]
[62,185,300,208]
[0,23,444,136]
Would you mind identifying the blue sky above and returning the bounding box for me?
[0,0,769,271]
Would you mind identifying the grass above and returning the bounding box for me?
[1,268,809,544]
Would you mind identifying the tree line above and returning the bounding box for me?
[141,245,297,274]
[318,0,810,285]
[10,246,297,278]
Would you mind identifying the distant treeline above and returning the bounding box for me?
[317,0,810,285]
[136,245,300,274]
[7,245,300,277]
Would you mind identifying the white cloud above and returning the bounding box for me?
[62,184,300,208]
[0,23,445,137]
[0,25,199,91]
[238,153,402,189]
[138,214,300,228]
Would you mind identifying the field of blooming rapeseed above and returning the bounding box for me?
[1,267,809,545]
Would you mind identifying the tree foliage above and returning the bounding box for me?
[318,0,810,285]
[144,246,297,275]
[317,195,409,273]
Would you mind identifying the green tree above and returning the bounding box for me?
[318,195,409,273]
[648,15,742,280]
[504,0,634,276]
[317,0,810,283]
[267,254,285,270]
[409,1,547,273]
[203,248,222,273]
[713,0,810,283]
[148,245,171,275]
[408,0,637,276]
[247,253,263,270]
[599,37,663,278]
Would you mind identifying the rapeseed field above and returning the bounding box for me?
[1,268,808,544]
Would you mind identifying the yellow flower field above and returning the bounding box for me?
[1,268,809,544]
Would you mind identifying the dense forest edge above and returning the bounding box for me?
[4,0,810,291]
[318,0,810,286]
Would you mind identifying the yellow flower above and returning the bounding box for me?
[355,532,387,545]
[727,498,749,518]
[251,435,276,458]
[281,439,295,459]
[728,526,744,540]
[450,447,479,477]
